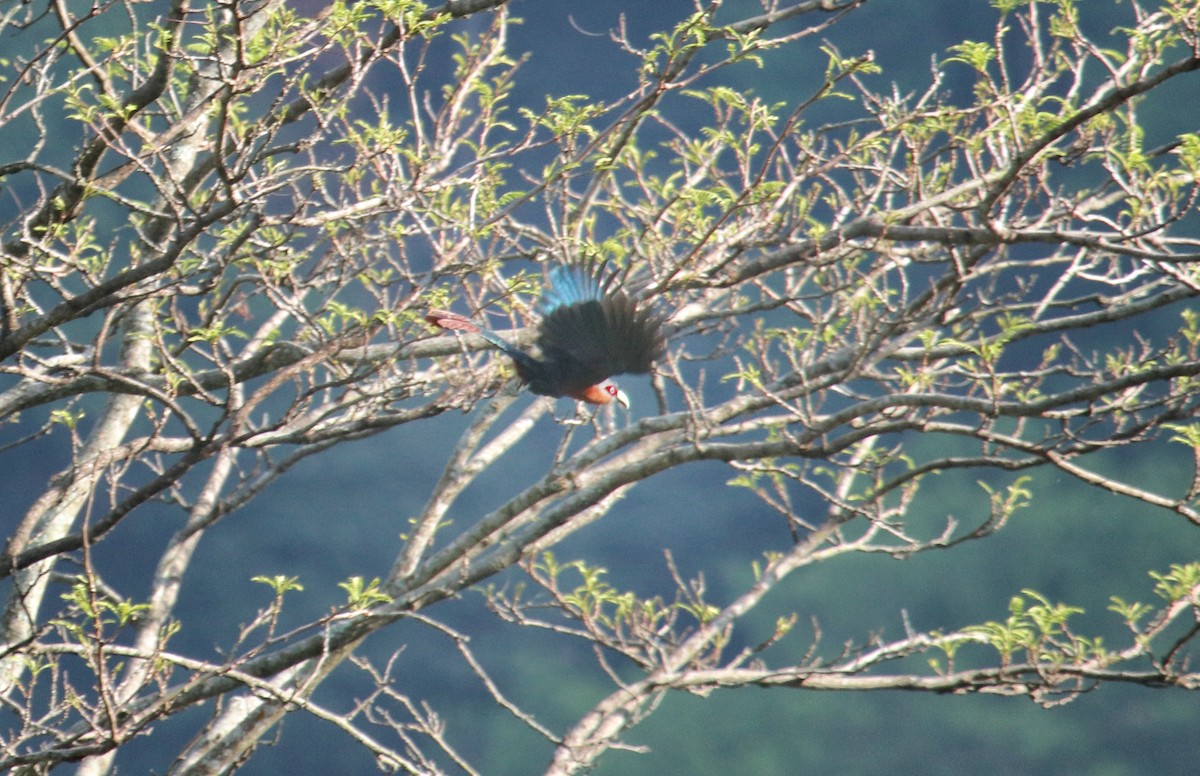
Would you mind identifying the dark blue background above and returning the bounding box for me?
[2,1,1198,774]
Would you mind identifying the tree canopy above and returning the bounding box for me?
[1,0,1199,773]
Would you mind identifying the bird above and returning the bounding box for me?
[425,264,666,406]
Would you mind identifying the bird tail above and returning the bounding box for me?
[425,309,481,334]
[425,309,527,362]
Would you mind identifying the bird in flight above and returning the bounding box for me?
[425,264,666,406]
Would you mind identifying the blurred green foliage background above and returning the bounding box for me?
[4,1,1198,773]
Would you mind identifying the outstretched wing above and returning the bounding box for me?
[533,265,666,395]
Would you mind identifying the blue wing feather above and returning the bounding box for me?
[540,265,604,313]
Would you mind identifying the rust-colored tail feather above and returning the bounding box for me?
[425,309,480,333]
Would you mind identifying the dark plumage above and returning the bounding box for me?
[425,265,666,405]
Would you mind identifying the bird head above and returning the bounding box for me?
[575,379,630,407]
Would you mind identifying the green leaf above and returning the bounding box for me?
[253,575,305,595]
[339,576,393,608]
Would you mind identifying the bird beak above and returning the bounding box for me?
[615,390,630,408]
